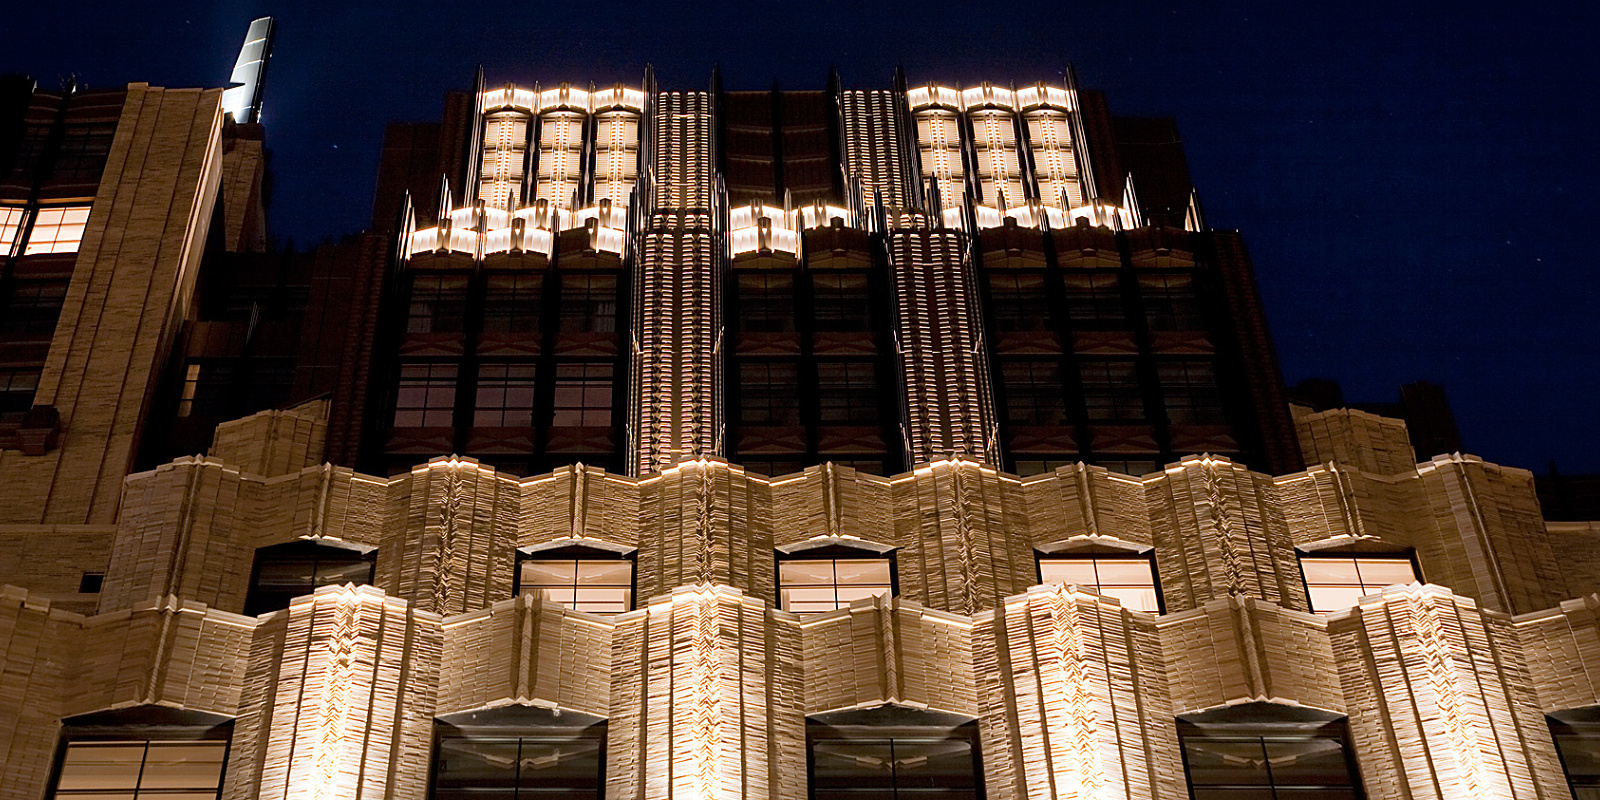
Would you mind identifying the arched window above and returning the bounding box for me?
[48,707,231,800]
[777,537,897,614]
[1177,703,1364,799]
[516,540,635,615]
[807,706,983,800]
[433,705,606,800]
[244,538,376,616]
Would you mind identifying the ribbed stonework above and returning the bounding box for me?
[840,89,910,207]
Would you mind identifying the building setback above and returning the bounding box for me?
[2,27,1600,800]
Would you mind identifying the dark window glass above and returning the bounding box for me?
[1080,361,1143,421]
[1014,459,1072,477]
[1062,273,1125,327]
[0,369,40,423]
[740,362,800,426]
[1139,273,1203,330]
[743,460,806,477]
[987,273,1050,332]
[8,126,52,180]
[408,275,469,334]
[1097,459,1158,476]
[558,275,618,333]
[475,363,538,427]
[1551,717,1600,800]
[1157,361,1224,424]
[1038,554,1161,612]
[244,542,376,616]
[1000,361,1067,426]
[433,727,605,800]
[483,274,543,334]
[551,363,612,427]
[778,557,893,613]
[518,557,633,614]
[812,273,873,332]
[247,360,294,410]
[53,740,229,798]
[395,363,457,427]
[817,361,880,425]
[49,126,116,183]
[809,726,981,800]
[1300,555,1419,613]
[189,362,238,419]
[2,279,68,335]
[737,273,796,333]
[1179,721,1363,800]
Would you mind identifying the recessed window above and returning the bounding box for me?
[812,273,872,332]
[2,278,70,335]
[739,362,800,426]
[0,369,40,423]
[737,273,796,333]
[1158,361,1225,425]
[517,544,634,615]
[1138,273,1203,330]
[244,540,376,616]
[407,275,469,334]
[551,363,612,427]
[1001,360,1068,426]
[558,274,618,333]
[394,363,458,428]
[1062,272,1125,327]
[1550,715,1600,800]
[475,363,537,427]
[1179,717,1364,800]
[778,552,894,613]
[1300,554,1419,613]
[817,361,880,425]
[78,572,104,594]
[987,272,1050,332]
[1080,360,1143,421]
[1038,553,1161,613]
[23,205,91,255]
[0,205,24,252]
[809,720,982,800]
[53,740,228,799]
[482,273,543,334]
[433,720,605,800]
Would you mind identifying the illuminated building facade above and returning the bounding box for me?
[3,31,1600,800]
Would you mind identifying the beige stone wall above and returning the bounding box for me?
[438,593,612,718]
[1294,406,1417,473]
[800,594,975,716]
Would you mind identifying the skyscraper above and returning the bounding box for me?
[1,26,1599,800]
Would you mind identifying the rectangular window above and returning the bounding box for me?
[736,273,796,333]
[1080,360,1143,420]
[474,364,537,427]
[816,361,879,425]
[0,205,23,252]
[1014,459,1072,477]
[187,362,237,419]
[3,278,70,335]
[54,740,229,798]
[739,362,800,426]
[519,559,633,614]
[1157,361,1224,424]
[988,272,1050,332]
[1062,272,1125,327]
[1038,554,1161,612]
[1138,273,1203,330]
[1179,722,1363,800]
[1001,361,1068,426]
[778,557,893,613]
[177,363,201,418]
[551,363,612,427]
[0,370,40,423]
[1301,554,1419,613]
[245,542,376,616]
[434,728,605,800]
[810,729,982,800]
[558,274,618,333]
[23,205,91,255]
[50,126,116,183]
[812,273,873,332]
[1549,717,1600,800]
[407,275,469,334]
[482,273,543,334]
[394,363,457,427]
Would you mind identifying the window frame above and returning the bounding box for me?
[775,541,899,614]
[1296,548,1423,614]
[1035,547,1165,614]
[550,362,614,428]
[46,707,233,800]
[432,708,607,800]
[243,539,378,617]
[1549,709,1600,799]
[514,542,637,615]
[806,711,986,800]
[1176,710,1366,800]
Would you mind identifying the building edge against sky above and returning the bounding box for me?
[3,17,1600,800]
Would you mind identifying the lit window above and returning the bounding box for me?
[474,364,537,427]
[809,720,982,800]
[1300,554,1419,613]
[23,205,91,255]
[1178,715,1363,800]
[394,364,458,428]
[517,549,633,614]
[53,740,228,798]
[433,721,605,800]
[778,552,894,613]
[551,363,612,427]
[1549,714,1600,800]
[0,205,24,252]
[245,540,376,616]
[1038,553,1162,612]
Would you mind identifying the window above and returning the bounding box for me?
[1000,361,1067,426]
[743,460,806,477]
[1178,715,1364,800]
[1014,459,1072,477]
[737,273,796,332]
[433,719,605,800]
[987,273,1050,332]
[1138,273,1203,330]
[1300,554,1419,613]
[517,553,633,614]
[0,369,40,423]
[3,278,70,335]
[812,273,873,332]
[1097,459,1158,477]
[52,740,229,799]
[482,274,543,334]
[740,362,800,426]
[50,126,116,183]
[1062,273,1125,327]
[1038,553,1161,612]
[1080,361,1143,420]
[558,274,618,333]
[394,364,457,427]
[407,275,469,334]
[817,361,880,425]
[1157,361,1224,424]
[78,572,104,594]
[475,364,537,427]
[182,362,237,419]
[1550,714,1600,800]
[551,363,612,427]
[778,551,894,613]
[23,205,91,255]
[176,364,200,418]
[244,540,376,616]
[0,205,23,252]
[809,718,983,800]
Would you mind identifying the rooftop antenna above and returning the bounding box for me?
[220,17,275,124]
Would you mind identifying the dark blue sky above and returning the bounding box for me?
[7,1,1597,473]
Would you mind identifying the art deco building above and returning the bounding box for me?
[3,23,1600,800]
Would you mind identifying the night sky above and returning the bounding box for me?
[6,1,1597,473]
